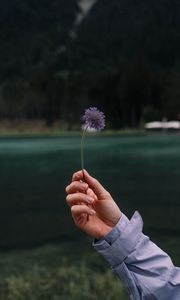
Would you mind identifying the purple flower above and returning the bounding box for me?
[82,107,105,131]
[81,107,105,173]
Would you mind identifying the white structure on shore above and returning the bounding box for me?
[145,121,180,130]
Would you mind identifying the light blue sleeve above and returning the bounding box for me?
[93,211,180,300]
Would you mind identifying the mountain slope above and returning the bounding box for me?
[71,0,180,70]
[0,0,78,80]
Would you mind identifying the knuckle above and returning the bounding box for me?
[65,195,69,202]
[100,191,111,199]
[65,185,69,193]
[105,191,111,197]
[73,171,77,175]
[72,171,81,180]
[74,181,79,189]
[93,178,98,185]
[72,173,76,181]
[71,205,76,213]
[66,194,71,202]
[70,181,78,190]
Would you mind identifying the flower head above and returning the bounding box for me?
[82,107,105,131]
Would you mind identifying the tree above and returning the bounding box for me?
[160,70,180,119]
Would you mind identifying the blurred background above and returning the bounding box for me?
[0,1,180,299]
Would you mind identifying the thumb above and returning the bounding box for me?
[83,169,110,199]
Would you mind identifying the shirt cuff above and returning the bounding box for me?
[93,211,143,267]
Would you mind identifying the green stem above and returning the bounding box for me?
[81,125,88,178]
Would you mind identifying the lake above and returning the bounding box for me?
[0,133,180,248]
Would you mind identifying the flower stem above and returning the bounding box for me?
[81,125,88,179]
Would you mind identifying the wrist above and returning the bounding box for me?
[94,213,122,240]
[97,225,114,240]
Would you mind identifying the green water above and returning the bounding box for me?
[0,134,180,248]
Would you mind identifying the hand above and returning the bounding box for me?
[66,170,122,239]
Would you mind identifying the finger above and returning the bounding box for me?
[86,187,98,200]
[72,170,110,199]
[72,170,84,182]
[66,181,88,194]
[71,205,96,218]
[66,193,94,207]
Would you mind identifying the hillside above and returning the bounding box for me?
[0,0,180,127]
[72,0,180,69]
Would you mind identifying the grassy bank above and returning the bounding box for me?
[0,119,146,136]
[1,235,180,300]
[0,241,129,300]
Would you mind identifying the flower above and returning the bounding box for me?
[82,107,105,131]
[81,107,105,174]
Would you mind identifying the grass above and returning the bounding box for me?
[0,241,130,300]
[0,234,180,300]
[0,119,146,136]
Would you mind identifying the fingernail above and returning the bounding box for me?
[86,196,94,203]
[80,182,88,189]
[89,209,96,215]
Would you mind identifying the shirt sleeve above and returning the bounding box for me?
[93,211,180,300]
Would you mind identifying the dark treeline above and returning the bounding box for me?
[0,0,180,129]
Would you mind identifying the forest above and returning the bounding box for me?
[0,0,180,129]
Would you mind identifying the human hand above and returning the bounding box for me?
[66,170,122,239]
